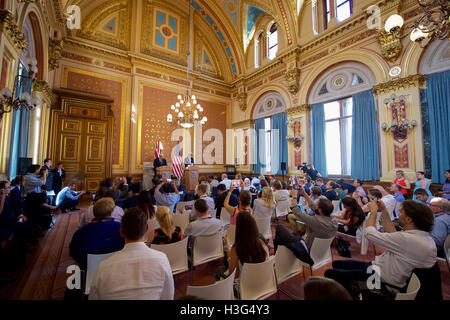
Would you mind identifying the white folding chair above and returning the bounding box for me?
[151,237,189,275]
[331,200,341,215]
[192,232,225,267]
[220,207,230,227]
[226,225,236,249]
[143,218,160,242]
[171,212,190,233]
[274,245,304,299]
[175,200,194,213]
[186,269,236,300]
[395,274,421,300]
[299,237,334,277]
[254,216,272,240]
[444,234,450,272]
[275,199,290,218]
[85,252,116,295]
[240,256,277,300]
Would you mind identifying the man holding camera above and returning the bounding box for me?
[298,163,321,181]
[154,178,180,212]
[59,183,86,213]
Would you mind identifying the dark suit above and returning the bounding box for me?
[52,169,65,195]
[214,192,238,219]
[42,165,54,191]
[9,187,24,217]
[153,158,167,175]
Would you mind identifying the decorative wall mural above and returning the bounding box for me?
[247,6,267,38]
[154,9,179,53]
[223,0,238,26]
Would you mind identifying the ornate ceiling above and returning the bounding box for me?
[58,0,299,79]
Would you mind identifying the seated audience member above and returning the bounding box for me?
[428,197,450,256]
[273,180,290,203]
[390,183,406,218]
[196,183,215,212]
[183,199,223,239]
[392,170,411,197]
[414,188,435,206]
[149,176,161,198]
[335,184,347,200]
[439,169,450,200]
[243,178,251,191]
[373,185,397,220]
[78,189,124,228]
[274,186,337,264]
[214,183,238,219]
[224,185,252,226]
[325,200,436,299]
[353,179,367,198]
[336,179,356,195]
[103,177,128,201]
[303,177,312,195]
[258,179,269,194]
[121,182,142,209]
[147,206,182,245]
[89,208,174,300]
[253,187,275,219]
[0,181,31,250]
[9,177,24,217]
[23,165,46,196]
[413,171,432,201]
[324,181,338,201]
[195,176,211,197]
[304,277,352,300]
[251,176,260,188]
[336,197,365,236]
[59,183,85,213]
[226,211,268,294]
[137,190,156,220]
[219,173,232,190]
[69,198,124,271]
[208,175,219,188]
[315,178,327,194]
[154,179,180,212]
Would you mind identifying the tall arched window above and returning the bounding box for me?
[267,23,278,61]
[309,63,376,176]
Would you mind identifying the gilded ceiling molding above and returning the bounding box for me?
[77,0,130,50]
[0,9,28,51]
[286,104,311,117]
[32,79,57,104]
[63,39,130,60]
[232,119,255,129]
[376,29,402,62]
[194,29,223,80]
[372,74,428,96]
[48,38,64,70]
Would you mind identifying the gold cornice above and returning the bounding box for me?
[49,38,64,70]
[32,80,57,105]
[0,9,28,51]
[286,104,311,117]
[232,119,255,129]
[373,74,428,96]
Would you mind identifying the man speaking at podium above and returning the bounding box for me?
[153,140,167,175]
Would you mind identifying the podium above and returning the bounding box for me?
[185,166,199,192]
[156,165,171,179]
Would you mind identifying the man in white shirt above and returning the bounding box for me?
[218,173,232,190]
[89,207,174,300]
[373,185,397,220]
[325,199,436,298]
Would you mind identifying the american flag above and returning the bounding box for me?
[154,140,162,159]
[172,142,184,179]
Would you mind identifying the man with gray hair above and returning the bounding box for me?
[428,197,450,256]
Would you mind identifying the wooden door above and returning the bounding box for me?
[49,89,114,193]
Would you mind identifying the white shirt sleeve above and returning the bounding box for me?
[364,226,404,254]
[159,261,175,300]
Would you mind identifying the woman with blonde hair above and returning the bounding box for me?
[147,206,182,245]
[253,187,275,219]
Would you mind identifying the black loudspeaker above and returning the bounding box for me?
[281,162,286,171]
[18,157,32,175]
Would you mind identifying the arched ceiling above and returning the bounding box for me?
[60,0,298,77]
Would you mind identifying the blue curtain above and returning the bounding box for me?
[351,90,380,180]
[254,118,265,174]
[312,103,327,177]
[8,63,32,180]
[272,112,288,175]
[427,70,450,184]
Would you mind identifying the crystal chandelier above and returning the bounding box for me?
[0,57,41,119]
[384,0,449,48]
[166,3,207,129]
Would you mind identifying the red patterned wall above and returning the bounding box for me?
[293,120,302,167]
[140,86,227,164]
[66,71,123,166]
